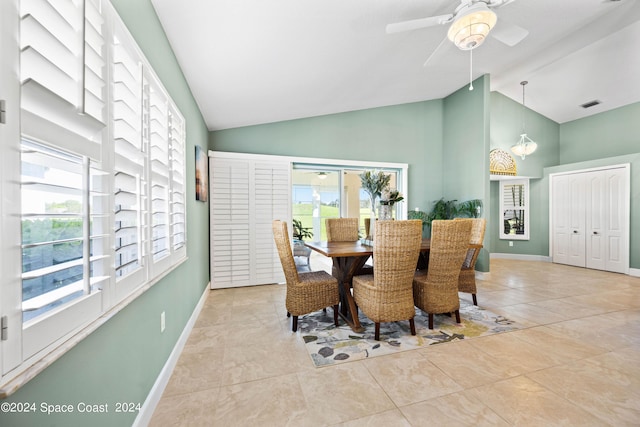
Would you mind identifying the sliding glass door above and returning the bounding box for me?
[292,165,402,241]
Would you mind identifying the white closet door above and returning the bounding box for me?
[551,165,629,274]
[585,171,606,270]
[553,174,586,267]
[552,174,572,265]
[602,168,627,273]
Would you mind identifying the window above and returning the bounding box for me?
[499,178,530,240]
[1,0,187,390]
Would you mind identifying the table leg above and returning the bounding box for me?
[332,256,369,333]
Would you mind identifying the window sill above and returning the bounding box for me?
[0,256,188,399]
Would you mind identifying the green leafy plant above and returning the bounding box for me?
[456,199,483,218]
[360,170,391,206]
[292,218,313,241]
[425,198,458,226]
[408,209,429,230]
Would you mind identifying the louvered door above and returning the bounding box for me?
[210,154,291,288]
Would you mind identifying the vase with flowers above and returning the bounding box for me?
[360,170,391,241]
[379,188,404,220]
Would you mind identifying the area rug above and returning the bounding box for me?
[298,300,519,367]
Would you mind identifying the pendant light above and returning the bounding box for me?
[511,81,537,160]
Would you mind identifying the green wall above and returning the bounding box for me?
[211,100,445,217]
[489,91,561,257]
[560,103,640,164]
[442,75,491,271]
[1,1,211,426]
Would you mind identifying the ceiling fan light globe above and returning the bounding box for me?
[447,6,497,50]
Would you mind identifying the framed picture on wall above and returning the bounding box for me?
[195,145,208,202]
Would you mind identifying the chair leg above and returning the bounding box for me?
[333,304,339,327]
[428,313,434,330]
[374,323,381,341]
[454,310,460,324]
[472,294,478,306]
[292,315,298,332]
[287,311,291,318]
[409,318,416,336]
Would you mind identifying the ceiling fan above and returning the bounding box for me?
[386,0,529,66]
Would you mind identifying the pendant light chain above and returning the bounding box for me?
[521,80,528,133]
[469,49,474,91]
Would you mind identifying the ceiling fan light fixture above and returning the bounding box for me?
[447,3,497,50]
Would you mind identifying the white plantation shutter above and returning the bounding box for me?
[210,158,251,288]
[1,0,189,384]
[20,141,108,358]
[83,0,106,123]
[143,75,169,268]
[254,162,288,284]
[112,21,145,290]
[210,154,291,288]
[20,0,105,159]
[169,103,186,253]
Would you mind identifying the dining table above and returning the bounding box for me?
[304,238,439,332]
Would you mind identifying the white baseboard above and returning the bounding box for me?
[134,283,210,427]
[630,268,640,278]
[490,253,551,262]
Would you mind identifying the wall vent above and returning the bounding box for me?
[580,100,601,109]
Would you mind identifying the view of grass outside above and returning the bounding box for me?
[292,201,372,241]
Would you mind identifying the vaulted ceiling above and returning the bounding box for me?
[151,0,640,131]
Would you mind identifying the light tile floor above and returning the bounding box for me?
[149,259,640,426]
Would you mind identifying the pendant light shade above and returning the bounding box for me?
[511,81,537,160]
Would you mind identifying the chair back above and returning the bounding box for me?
[373,220,423,289]
[427,220,473,284]
[454,218,486,268]
[272,220,299,285]
[326,217,359,242]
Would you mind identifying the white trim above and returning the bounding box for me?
[134,283,209,427]
[490,253,551,262]
[630,268,640,278]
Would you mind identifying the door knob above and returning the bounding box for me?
[573,230,578,234]
[593,231,599,235]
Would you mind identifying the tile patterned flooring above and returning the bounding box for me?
[149,259,640,426]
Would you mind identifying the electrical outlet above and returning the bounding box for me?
[509,241,513,247]
[160,311,165,333]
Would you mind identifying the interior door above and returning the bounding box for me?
[552,174,586,267]
[566,173,587,267]
[602,167,627,273]
[585,171,606,270]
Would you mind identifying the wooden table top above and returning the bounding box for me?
[304,238,433,258]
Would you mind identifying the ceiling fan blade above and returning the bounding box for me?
[386,14,453,34]
[423,35,450,68]
[490,19,529,46]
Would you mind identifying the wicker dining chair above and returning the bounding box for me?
[413,219,472,330]
[272,220,340,332]
[454,218,486,305]
[353,220,423,340]
[326,217,373,275]
[326,217,360,242]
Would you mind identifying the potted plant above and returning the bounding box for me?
[292,218,313,241]
[425,198,458,227]
[456,199,483,218]
[360,170,391,239]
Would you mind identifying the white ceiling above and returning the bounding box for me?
[151,0,640,131]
